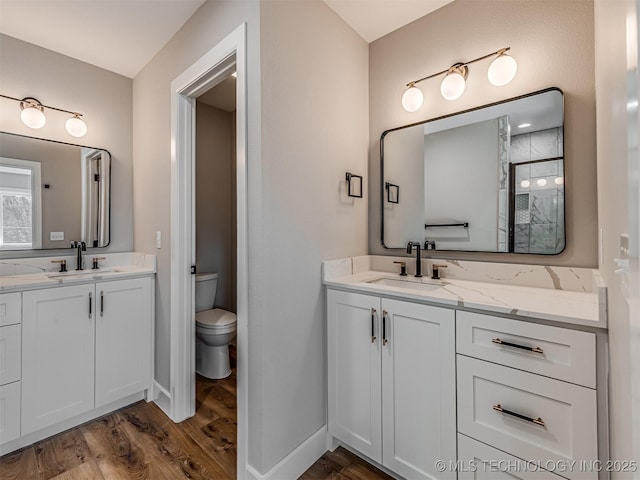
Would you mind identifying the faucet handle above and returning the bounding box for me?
[92,257,106,270]
[51,259,67,273]
[393,261,407,276]
[431,264,448,280]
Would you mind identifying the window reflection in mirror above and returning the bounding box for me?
[381,88,565,254]
[0,132,110,251]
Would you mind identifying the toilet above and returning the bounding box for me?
[195,273,237,379]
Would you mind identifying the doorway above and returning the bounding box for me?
[169,23,248,480]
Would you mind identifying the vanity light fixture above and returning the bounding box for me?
[0,93,87,137]
[401,47,517,112]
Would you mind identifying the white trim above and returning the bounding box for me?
[151,380,172,416]
[0,156,42,249]
[169,23,249,480]
[246,427,328,480]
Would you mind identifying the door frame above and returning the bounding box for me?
[169,22,248,479]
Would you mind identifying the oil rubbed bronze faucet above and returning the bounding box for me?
[406,242,423,277]
[70,241,86,270]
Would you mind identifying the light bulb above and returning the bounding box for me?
[401,85,423,112]
[66,115,87,137]
[554,176,564,185]
[536,178,547,187]
[440,71,466,100]
[20,104,46,129]
[520,180,530,188]
[488,53,518,86]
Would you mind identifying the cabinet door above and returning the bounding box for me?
[0,382,21,444]
[22,284,95,435]
[381,299,456,480]
[95,278,152,407]
[327,289,382,463]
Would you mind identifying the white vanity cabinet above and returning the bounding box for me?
[0,292,23,445]
[21,277,153,436]
[327,289,457,480]
[456,311,599,480]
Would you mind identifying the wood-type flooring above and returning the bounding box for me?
[1,347,390,480]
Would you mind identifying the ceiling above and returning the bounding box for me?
[198,75,237,112]
[0,0,454,78]
[0,0,206,78]
[323,0,454,43]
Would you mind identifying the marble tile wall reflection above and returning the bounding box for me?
[497,116,510,252]
[510,127,564,254]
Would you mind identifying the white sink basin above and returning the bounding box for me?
[367,277,447,291]
[46,267,123,279]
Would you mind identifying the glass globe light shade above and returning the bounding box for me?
[440,72,466,100]
[20,105,46,129]
[520,180,530,188]
[554,176,564,185]
[536,178,547,187]
[401,85,423,112]
[488,54,518,86]
[66,115,87,137]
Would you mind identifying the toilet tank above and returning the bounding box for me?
[195,273,218,312]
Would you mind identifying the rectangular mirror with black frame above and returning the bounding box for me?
[381,87,565,254]
[0,131,110,251]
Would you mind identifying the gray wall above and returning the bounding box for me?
[256,1,368,472]
[0,34,133,255]
[133,0,369,474]
[594,0,640,471]
[195,102,236,312]
[369,0,597,267]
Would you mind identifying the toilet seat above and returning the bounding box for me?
[196,308,237,332]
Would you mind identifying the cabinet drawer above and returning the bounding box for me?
[457,311,596,388]
[0,381,20,445]
[458,434,564,480]
[0,293,21,327]
[0,325,21,385]
[457,356,598,480]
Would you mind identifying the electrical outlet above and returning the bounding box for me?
[620,233,630,260]
[50,232,64,241]
[156,231,162,249]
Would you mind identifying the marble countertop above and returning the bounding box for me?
[0,253,156,293]
[323,256,607,329]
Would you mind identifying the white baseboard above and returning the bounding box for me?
[246,426,328,480]
[152,380,172,418]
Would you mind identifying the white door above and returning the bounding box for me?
[95,278,152,407]
[381,299,456,480]
[327,289,382,463]
[22,284,95,435]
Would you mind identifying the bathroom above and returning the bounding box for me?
[0,0,638,479]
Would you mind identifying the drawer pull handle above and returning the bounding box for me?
[492,338,544,354]
[371,308,377,343]
[382,310,388,346]
[493,404,545,427]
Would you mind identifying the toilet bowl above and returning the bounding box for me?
[195,273,237,379]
